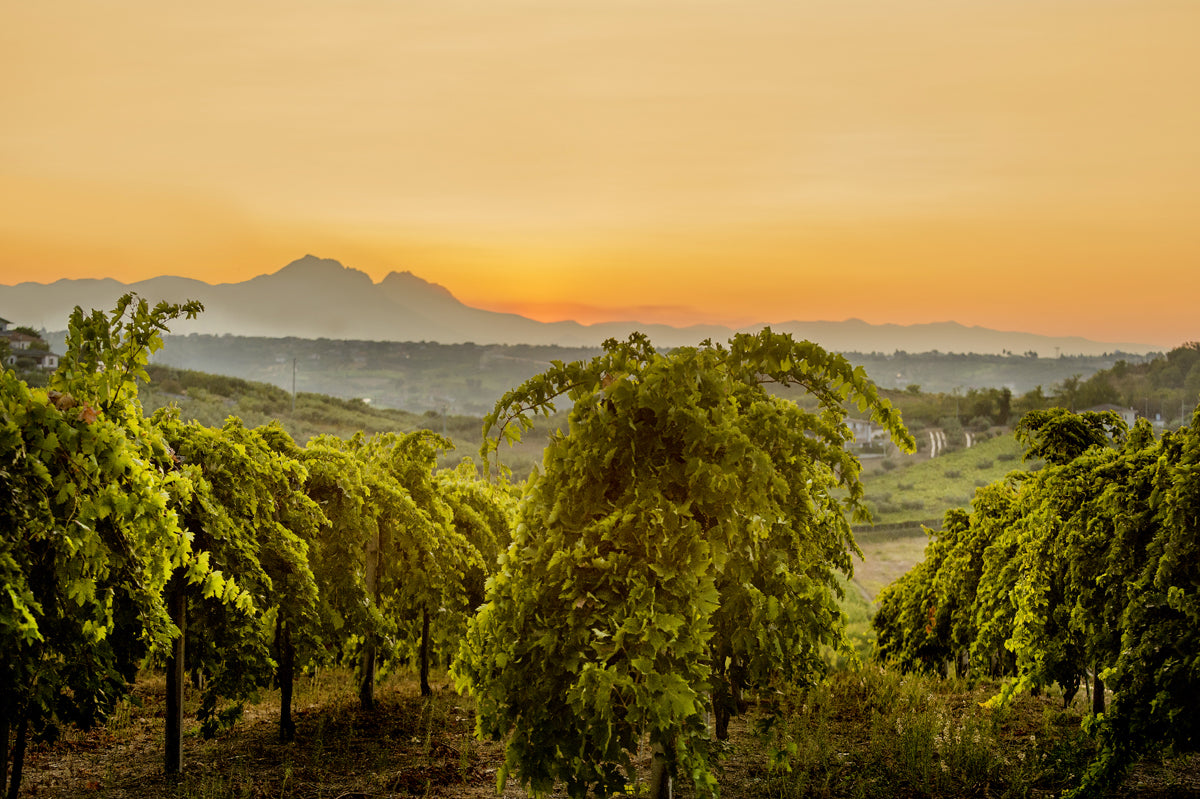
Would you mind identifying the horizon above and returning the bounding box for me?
[0,254,1168,354]
[3,2,1199,348]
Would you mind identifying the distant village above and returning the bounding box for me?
[0,316,60,372]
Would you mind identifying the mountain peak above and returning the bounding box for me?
[379,270,460,303]
[270,255,371,285]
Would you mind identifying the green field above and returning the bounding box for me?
[847,432,1035,606]
[860,433,1031,527]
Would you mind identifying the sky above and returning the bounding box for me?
[2,1,1198,347]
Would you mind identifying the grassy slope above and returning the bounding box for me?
[849,433,1035,603]
[860,433,1030,527]
[139,363,492,470]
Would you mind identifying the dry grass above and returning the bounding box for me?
[19,669,510,799]
[15,667,1200,799]
[853,534,932,602]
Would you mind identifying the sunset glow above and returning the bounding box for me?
[3,1,1198,347]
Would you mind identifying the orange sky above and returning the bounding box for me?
[2,1,1198,346]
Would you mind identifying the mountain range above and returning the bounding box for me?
[2,255,1159,356]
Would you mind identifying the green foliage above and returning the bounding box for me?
[456,330,913,797]
[875,404,1200,796]
[2,294,216,796]
[0,373,191,686]
[356,430,487,691]
[432,460,517,643]
[153,414,324,735]
[52,294,203,423]
[299,432,507,706]
[3,293,519,792]
[1072,410,1200,794]
[1013,407,1126,465]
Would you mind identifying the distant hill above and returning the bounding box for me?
[30,332,1149,419]
[2,254,1159,356]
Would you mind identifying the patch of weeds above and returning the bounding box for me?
[767,669,1101,798]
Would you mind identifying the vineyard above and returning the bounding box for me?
[3,296,1200,798]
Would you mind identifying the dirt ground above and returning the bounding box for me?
[13,669,1200,799]
[14,671,778,799]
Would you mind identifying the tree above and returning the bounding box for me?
[455,330,913,798]
[299,432,490,710]
[154,414,323,743]
[297,436,381,706]
[1073,410,1200,795]
[52,294,203,425]
[1014,407,1125,466]
[256,422,332,740]
[872,402,1200,797]
[422,461,516,695]
[352,431,474,704]
[874,480,1025,679]
[3,295,207,796]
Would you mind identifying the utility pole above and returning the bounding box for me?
[292,358,297,414]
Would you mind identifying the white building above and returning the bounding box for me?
[1083,404,1139,428]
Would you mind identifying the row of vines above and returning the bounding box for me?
[1,296,516,799]
[874,406,1200,795]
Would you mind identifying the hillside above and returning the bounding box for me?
[139,363,565,479]
[71,333,1153,417]
[860,434,1030,528]
[138,365,475,465]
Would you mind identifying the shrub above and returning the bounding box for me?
[944,469,962,479]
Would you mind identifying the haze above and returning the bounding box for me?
[3,1,1198,347]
